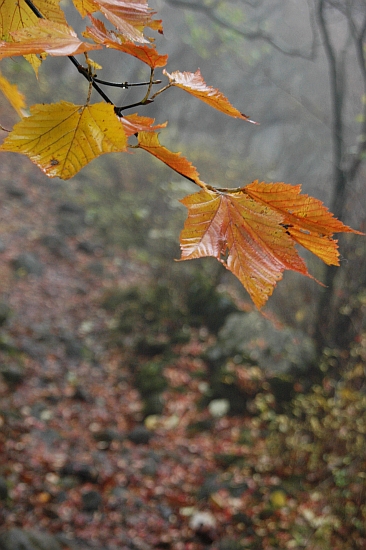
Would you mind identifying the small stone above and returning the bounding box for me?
[0,302,11,326]
[208,398,230,418]
[0,528,61,550]
[82,490,102,512]
[189,510,216,530]
[6,185,26,199]
[1,365,24,387]
[58,202,85,215]
[77,241,97,255]
[127,425,152,445]
[11,253,43,276]
[41,235,72,259]
[60,462,98,483]
[141,456,159,477]
[0,476,8,500]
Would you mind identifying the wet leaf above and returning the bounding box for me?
[0,20,102,59]
[179,183,361,308]
[163,69,256,122]
[84,16,167,67]
[0,101,128,179]
[0,0,65,39]
[87,0,162,43]
[136,131,203,185]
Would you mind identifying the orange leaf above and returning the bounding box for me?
[180,190,309,308]
[179,188,309,308]
[180,184,363,307]
[136,132,204,186]
[121,114,167,136]
[0,20,102,59]
[163,69,256,122]
[88,0,162,43]
[84,16,168,68]
[0,0,65,40]
[244,181,363,265]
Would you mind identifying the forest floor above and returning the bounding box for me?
[0,153,365,550]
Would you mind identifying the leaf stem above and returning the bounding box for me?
[150,83,172,100]
[141,68,156,104]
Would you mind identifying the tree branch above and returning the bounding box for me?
[165,0,317,60]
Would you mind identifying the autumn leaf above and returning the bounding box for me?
[179,184,361,308]
[0,71,26,117]
[180,188,309,308]
[84,16,168,68]
[121,114,167,136]
[0,101,128,179]
[0,0,67,72]
[73,0,98,17]
[0,0,66,40]
[87,0,162,43]
[136,132,204,186]
[244,181,363,265]
[0,20,102,59]
[163,69,256,122]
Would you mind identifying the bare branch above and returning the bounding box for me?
[165,0,317,59]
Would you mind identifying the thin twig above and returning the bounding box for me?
[165,0,317,60]
[93,78,162,88]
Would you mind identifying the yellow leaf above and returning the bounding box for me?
[0,71,26,116]
[25,53,43,76]
[270,490,287,508]
[0,20,102,59]
[73,0,98,17]
[0,0,66,40]
[0,102,128,179]
[163,69,256,122]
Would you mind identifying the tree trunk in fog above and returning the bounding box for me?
[314,0,366,355]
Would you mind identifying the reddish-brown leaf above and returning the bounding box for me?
[87,0,162,43]
[121,114,167,136]
[84,16,167,67]
[180,188,309,308]
[244,181,363,265]
[136,132,204,186]
[163,69,256,122]
[179,184,362,308]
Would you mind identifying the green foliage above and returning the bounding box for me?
[134,360,168,396]
[265,362,366,545]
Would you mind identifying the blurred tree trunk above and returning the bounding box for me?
[314,0,366,354]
